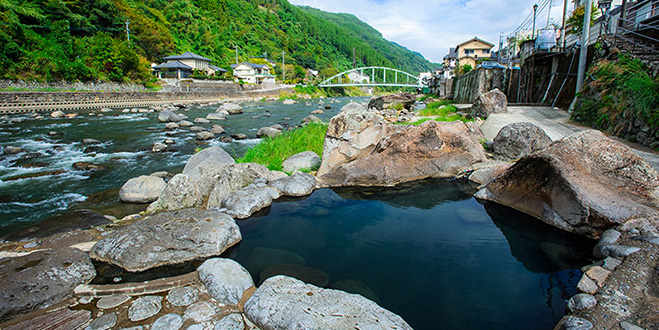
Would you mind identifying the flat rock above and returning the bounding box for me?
[223,185,281,219]
[85,312,117,330]
[179,120,193,127]
[167,286,199,307]
[197,258,254,305]
[220,103,243,115]
[556,316,594,330]
[207,113,226,121]
[194,118,210,124]
[207,163,280,208]
[196,131,215,140]
[568,293,598,312]
[97,295,131,309]
[0,248,96,322]
[119,175,166,203]
[577,274,598,294]
[4,308,91,330]
[128,296,162,322]
[190,126,206,132]
[475,130,659,238]
[149,174,202,212]
[214,313,244,330]
[468,162,512,185]
[1,209,110,242]
[90,209,241,272]
[268,172,316,197]
[184,302,217,322]
[244,276,412,330]
[152,313,183,330]
[282,151,320,173]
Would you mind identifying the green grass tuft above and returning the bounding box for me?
[237,122,328,172]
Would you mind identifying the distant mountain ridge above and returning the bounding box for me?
[0,0,437,84]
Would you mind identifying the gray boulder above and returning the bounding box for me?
[167,286,199,307]
[165,122,179,130]
[119,175,166,203]
[196,131,215,140]
[82,138,102,144]
[301,115,322,125]
[182,147,236,198]
[221,103,243,115]
[197,258,254,305]
[190,126,205,132]
[207,163,282,208]
[158,109,183,123]
[282,151,320,173]
[210,125,225,135]
[470,88,507,119]
[51,110,66,118]
[194,118,210,124]
[492,122,552,160]
[567,293,597,312]
[149,174,202,212]
[367,92,416,110]
[90,209,241,272]
[223,185,281,219]
[283,99,297,105]
[3,146,23,155]
[257,127,282,139]
[152,143,167,153]
[179,120,193,127]
[468,162,512,185]
[207,113,226,121]
[128,296,162,322]
[269,172,316,197]
[0,248,96,321]
[244,276,412,330]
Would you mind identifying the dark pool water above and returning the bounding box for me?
[231,179,594,330]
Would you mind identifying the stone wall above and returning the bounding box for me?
[0,80,148,92]
[451,68,507,104]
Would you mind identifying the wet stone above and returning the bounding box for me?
[85,312,117,330]
[585,266,611,287]
[128,296,162,322]
[567,294,597,312]
[151,313,183,330]
[184,301,217,322]
[620,321,645,330]
[561,316,593,330]
[601,257,622,271]
[577,275,598,294]
[214,313,244,330]
[167,286,199,307]
[97,295,130,309]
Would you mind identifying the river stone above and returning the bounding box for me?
[179,120,193,127]
[220,103,243,115]
[470,88,507,119]
[244,276,412,330]
[214,313,244,330]
[312,109,324,114]
[577,274,598,294]
[223,185,281,219]
[119,175,166,203]
[282,151,320,173]
[207,113,226,121]
[51,110,66,118]
[128,296,162,322]
[194,118,210,124]
[97,295,130,309]
[568,293,597,312]
[210,125,225,134]
[468,162,512,185]
[3,146,23,154]
[475,130,659,238]
[368,92,416,110]
[207,163,279,208]
[231,133,248,140]
[159,109,183,122]
[90,209,241,272]
[82,138,102,144]
[268,172,316,197]
[593,244,641,258]
[167,286,199,307]
[197,258,254,305]
[152,313,183,330]
[152,143,167,153]
[183,302,217,322]
[301,115,322,125]
[244,247,306,277]
[259,263,330,287]
[150,174,202,212]
[557,316,593,330]
[0,248,96,322]
[492,122,552,160]
[197,131,215,140]
[599,229,621,245]
[183,146,235,182]
[283,99,297,105]
[85,312,117,330]
[190,126,206,132]
[257,127,282,138]
[620,321,645,330]
[165,122,179,130]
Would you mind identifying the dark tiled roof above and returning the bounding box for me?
[210,65,227,72]
[153,60,192,70]
[456,37,495,48]
[163,52,212,62]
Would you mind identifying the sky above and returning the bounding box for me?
[288,0,580,64]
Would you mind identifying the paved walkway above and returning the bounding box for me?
[479,106,659,171]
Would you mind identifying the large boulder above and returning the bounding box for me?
[492,122,552,160]
[269,172,316,197]
[0,248,96,322]
[197,258,254,305]
[158,109,183,123]
[367,92,416,110]
[149,174,202,212]
[244,276,412,330]
[90,209,241,272]
[257,127,282,139]
[317,106,487,186]
[182,147,235,197]
[119,175,166,203]
[475,130,659,238]
[207,113,226,121]
[282,151,320,173]
[207,163,284,208]
[220,103,243,115]
[470,88,507,119]
[223,185,281,219]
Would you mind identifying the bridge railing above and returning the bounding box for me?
[317,66,424,88]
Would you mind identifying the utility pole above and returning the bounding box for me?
[235,45,238,64]
[263,51,267,62]
[547,0,553,28]
[532,4,539,39]
[576,0,592,94]
[282,51,285,82]
[561,0,568,49]
[353,47,356,69]
[125,19,130,46]
[618,0,628,28]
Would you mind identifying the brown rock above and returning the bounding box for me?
[475,130,659,238]
[585,266,611,287]
[577,274,599,294]
[368,92,416,110]
[470,88,507,119]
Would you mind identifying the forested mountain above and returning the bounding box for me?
[0,0,436,85]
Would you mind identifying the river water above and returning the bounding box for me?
[0,97,593,329]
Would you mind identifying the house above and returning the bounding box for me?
[153,52,225,79]
[454,37,495,69]
[231,62,276,84]
[443,48,457,70]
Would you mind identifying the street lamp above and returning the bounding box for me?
[532,4,539,39]
[282,51,286,83]
[598,0,612,15]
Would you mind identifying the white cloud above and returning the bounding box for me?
[289,0,571,64]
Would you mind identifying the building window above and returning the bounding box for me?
[482,49,490,54]
[465,49,475,55]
